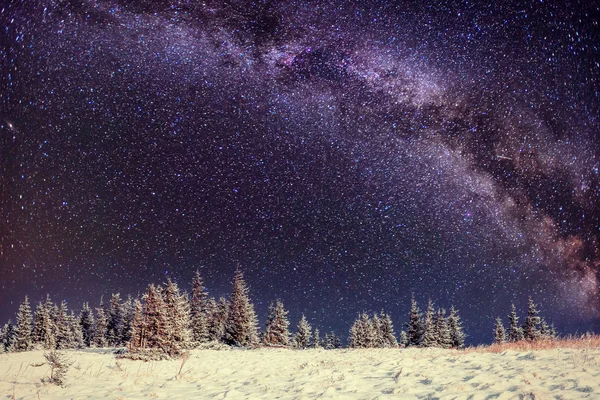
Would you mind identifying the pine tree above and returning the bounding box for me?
[507,304,522,342]
[324,332,340,349]
[33,297,56,349]
[93,300,109,348]
[293,314,313,349]
[313,328,321,348]
[54,301,72,350]
[263,300,290,347]
[399,330,408,348]
[523,297,541,341]
[494,317,506,344]
[2,321,16,352]
[12,296,33,352]
[379,312,398,348]
[127,298,145,352]
[162,279,192,356]
[69,311,84,349]
[79,303,95,347]
[448,306,466,349]
[190,271,210,344]
[121,296,134,345]
[224,269,259,347]
[539,318,551,338]
[407,296,424,347]
[143,284,169,352]
[107,293,124,346]
[349,313,373,348]
[372,313,385,348]
[434,308,452,349]
[422,299,437,347]
[207,297,229,342]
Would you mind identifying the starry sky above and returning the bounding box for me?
[1,0,599,344]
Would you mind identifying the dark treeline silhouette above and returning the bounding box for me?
[0,270,559,358]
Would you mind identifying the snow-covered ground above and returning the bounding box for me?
[1,347,599,399]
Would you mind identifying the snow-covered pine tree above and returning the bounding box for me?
[69,311,84,349]
[422,299,437,348]
[507,303,522,342]
[263,300,290,347]
[348,313,370,348]
[162,279,192,356]
[399,330,408,347]
[523,297,541,341]
[143,284,169,352]
[190,271,210,344]
[121,296,134,345]
[54,301,72,350]
[434,308,452,349]
[372,313,385,348]
[293,314,313,349]
[494,317,506,344]
[11,296,33,352]
[79,302,94,347]
[128,298,145,352]
[224,269,259,347]
[1,321,15,352]
[33,297,56,349]
[539,318,549,337]
[407,296,424,347]
[93,299,109,348]
[447,306,466,349]
[330,332,342,349]
[33,302,45,345]
[313,328,321,348]
[107,293,124,347]
[379,312,398,348]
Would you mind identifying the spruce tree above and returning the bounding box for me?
[447,306,466,349]
[224,269,259,347]
[128,298,144,351]
[2,321,15,352]
[494,317,506,344]
[162,279,192,356]
[12,296,33,352]
[325,332,340,349]
[54,301,72,349]
[523,297,541,341]
[434,308,452,349]
[264,300,290,347]
[121,296,134,345]
[33,297,56,349]
[539,318,549,338]
[372,313,385,348]
[507,304,522,342]
[379,312,398,348]
[399,330,408,347]
[407,296,424,347]
[422,299,437,347]
[79,302,95,347]
[349,313,374,348]
[143,284,169,352]
[208,297,229,342]
[107,293,124,346]
[293,314,313,349]
[69,311,84,349]
[93,300,109,348]
[313,328,321,348]
[190,271,210,344]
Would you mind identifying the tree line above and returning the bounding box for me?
[0,270,558,357]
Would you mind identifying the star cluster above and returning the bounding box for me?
[1,0,599,343]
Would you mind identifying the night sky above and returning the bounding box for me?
[1,0,599,344]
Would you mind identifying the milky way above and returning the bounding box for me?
[1,0,599,343]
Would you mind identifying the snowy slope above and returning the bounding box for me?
[1,347,599,399]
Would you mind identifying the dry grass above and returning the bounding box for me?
[465,334,600,354]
